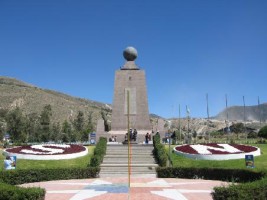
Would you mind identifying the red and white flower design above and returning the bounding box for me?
[173,143,261,160]
[4,144,88,160]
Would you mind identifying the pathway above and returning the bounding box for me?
[21,177,228,200]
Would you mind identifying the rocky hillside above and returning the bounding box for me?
[1,76,266,135]
[215,104,267,122]
[0,76,112,124]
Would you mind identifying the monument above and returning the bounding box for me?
[111,47,151,132]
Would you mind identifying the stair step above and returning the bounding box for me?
[99,173,157,178]
[100,169,156,173]
[103,158,155,160]
[103,159,155,162]
[101,163,158,167]
[104,155,154,157]
[100,144,158,177]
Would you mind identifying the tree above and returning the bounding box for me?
[231,123,245,133]
[40,105,52,126]
[6,107,27,143]
[25,112,40,142]
[62,120,72,143]
[81,112,94,142]
[0,109,8,142]
[40,105,52,142]
[86,111,94,132]
[258,125,267,139]
[0,119,6,142]
[71,111,85,142]
[230,123,245,139]
[0,108,8,119]
[192,130,197,143]
[51,122,61,142]
[73,111,85,132]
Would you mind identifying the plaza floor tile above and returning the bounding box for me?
[20,177,228,200]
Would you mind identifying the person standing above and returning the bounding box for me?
[145,133,149,144]
[133,129,138,141]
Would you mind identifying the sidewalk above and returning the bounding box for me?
[21,177,228,200]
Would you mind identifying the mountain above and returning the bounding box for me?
[1,76,266,135]
[0,76,111,124]
[215,103,267,122]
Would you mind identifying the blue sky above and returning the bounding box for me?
[0,0,266,118]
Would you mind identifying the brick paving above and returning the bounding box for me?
[21,177,228,200]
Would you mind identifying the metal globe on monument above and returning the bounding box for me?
[123,46,138,61]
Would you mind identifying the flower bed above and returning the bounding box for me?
[173,143,261,160]
[4,144,88,160]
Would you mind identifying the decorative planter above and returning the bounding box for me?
[173,143,261,160]
[4,144,88,160]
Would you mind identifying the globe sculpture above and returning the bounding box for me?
[123,46,138,61]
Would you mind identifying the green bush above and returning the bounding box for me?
[258,125,267,139]
[89,137,107,167]
[156,167,265,183]
[153,134,168,167]
[0,182,45,200]
[212,177,267,200]
[90,155,102,167]
[0,168,100,185]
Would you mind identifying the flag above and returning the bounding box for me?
[186,106,190,115]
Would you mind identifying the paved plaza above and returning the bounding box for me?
[21,177,228,200]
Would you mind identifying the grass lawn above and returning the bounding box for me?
[167,144,267,171]
[0,146,95,171]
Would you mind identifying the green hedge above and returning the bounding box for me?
[0,167,100,185]
[212,177,267,200]
[0,182,45,200]
[153,133,168,167]
[89,137,107,167]
[156,167,265,183]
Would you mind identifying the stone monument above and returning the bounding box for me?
[111,47,151,132]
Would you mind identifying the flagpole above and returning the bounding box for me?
[179,104,181,143]
[243,96,247,143]
[258,96,261,125]
[186,105,190,144]
[127,91,131,189]
[225,94,230,141]
[206,93,210,143]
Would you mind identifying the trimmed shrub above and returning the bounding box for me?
[212,177,267,200]
[156,167,265,183]
[0,167,100,185]
[90,155,102,167]
[89,137,107,167]
[153,134,168,167]
[0,182,45,200]
[258,125,267,139]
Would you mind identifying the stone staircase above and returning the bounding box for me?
[99,144,158,178]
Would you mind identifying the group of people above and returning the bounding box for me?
[125,128,138,142]
[110,129,158,144]
[109,135,117,142]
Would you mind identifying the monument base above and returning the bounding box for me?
[96,130,153,144]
